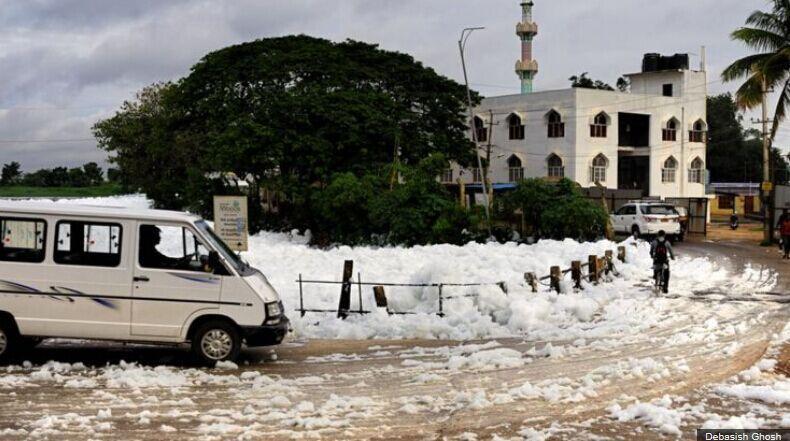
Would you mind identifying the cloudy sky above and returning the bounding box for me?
[0,0,786,171]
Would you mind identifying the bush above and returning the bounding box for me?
[310,155,473,246]
[501,178,607,241]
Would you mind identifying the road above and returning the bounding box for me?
[0,240,787,440]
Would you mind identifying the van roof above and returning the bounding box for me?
[0,201,201,223]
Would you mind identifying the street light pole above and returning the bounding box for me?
[459,26,492,237]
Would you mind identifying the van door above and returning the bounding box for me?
[131,223,222,338]
[41,219,132,340]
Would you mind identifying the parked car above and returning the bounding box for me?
[674,206,688,241]
[611,201,682,239]
[0,202,289,364]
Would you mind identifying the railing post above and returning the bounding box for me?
[525,272,538,293]
[357,273,364,314]
[550,266,562,293]
[298,273,305,317]
[437,284,445,317]
[338,260,353,319]
[604,250,614,276]
[588,255,599,284]
[373,286,390,315]
[571,261,582,290]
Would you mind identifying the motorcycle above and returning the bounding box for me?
[730,214,739,231]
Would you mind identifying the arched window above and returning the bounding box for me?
[472,157,487,183]
[689,157,704,183]
[508,155,524,182]
[662,118,678,142]
[508,114,525,140]
[690,119,707,143]
[547,110,565,138]
[473,116,488,143]
[547,154,564,178]
[590,112,608,138]
[590,154,608,183]
[662,156,678,183]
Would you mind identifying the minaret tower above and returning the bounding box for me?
[515,1,539,94]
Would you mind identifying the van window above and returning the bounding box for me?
[0,217,46,263]
[139,224,218,274]
[643,205,679,216]
[55,221,122,267]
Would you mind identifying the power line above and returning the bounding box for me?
[0,138,95,143]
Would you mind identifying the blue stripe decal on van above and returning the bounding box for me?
[51,286,116,310]
[168,273,220,284]
[0,281,253,307]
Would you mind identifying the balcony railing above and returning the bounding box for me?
[516,22,539,35]
[515,59,539,73]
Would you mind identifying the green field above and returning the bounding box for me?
[0,184,124,198]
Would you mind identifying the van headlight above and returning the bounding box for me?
[265,301,282,318]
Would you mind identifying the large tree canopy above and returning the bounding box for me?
[707,93,789,184]
[94,35,478,243]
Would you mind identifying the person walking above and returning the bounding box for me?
[778,209,790,260]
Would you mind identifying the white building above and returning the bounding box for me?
[448,2,708,202]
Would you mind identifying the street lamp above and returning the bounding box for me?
[459,26,492,238]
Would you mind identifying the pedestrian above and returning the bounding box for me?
[778,209,790,260]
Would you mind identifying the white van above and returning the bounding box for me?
[0,202,288,364]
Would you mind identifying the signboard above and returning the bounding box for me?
[762,181,774,192]
[213,196,249,252]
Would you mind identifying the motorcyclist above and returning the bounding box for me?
[650,230,675,293]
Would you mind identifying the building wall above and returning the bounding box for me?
[453,89,577,185]
[458,68,708,200]
[710,195,761,217]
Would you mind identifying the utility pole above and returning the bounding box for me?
[754,78,774,245]
[459,26,492,237]
[680,106,685,197]
[485,109,496,210]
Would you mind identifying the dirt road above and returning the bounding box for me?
[0,240,787,440]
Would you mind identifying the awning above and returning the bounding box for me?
[465,183,518,191]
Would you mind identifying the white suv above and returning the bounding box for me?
[611,202,682,238]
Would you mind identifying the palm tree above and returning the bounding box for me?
[722,0,790,142]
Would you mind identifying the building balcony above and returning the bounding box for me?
[515,59,539,73]
[516,22,538,36]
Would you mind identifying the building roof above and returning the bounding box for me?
[0,201,201,223]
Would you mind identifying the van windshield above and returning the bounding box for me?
[195,220,249,274]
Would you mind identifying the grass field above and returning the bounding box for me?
[0,184,124,198]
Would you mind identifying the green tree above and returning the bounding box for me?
[95,35,477,244]
[1,162,22,185]
[707,93,790,183]
[569,73,614,91]
[94,83,194,208]
[67,167,89,187]
[82,162,104,186]
[722,0,790,149]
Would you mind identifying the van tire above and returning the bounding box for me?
[191,320,241,365]
[0,320,20,364]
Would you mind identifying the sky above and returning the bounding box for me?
[0,0,787,172]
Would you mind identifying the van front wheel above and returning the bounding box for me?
[0,322,19,364]
[192,321,241,364]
